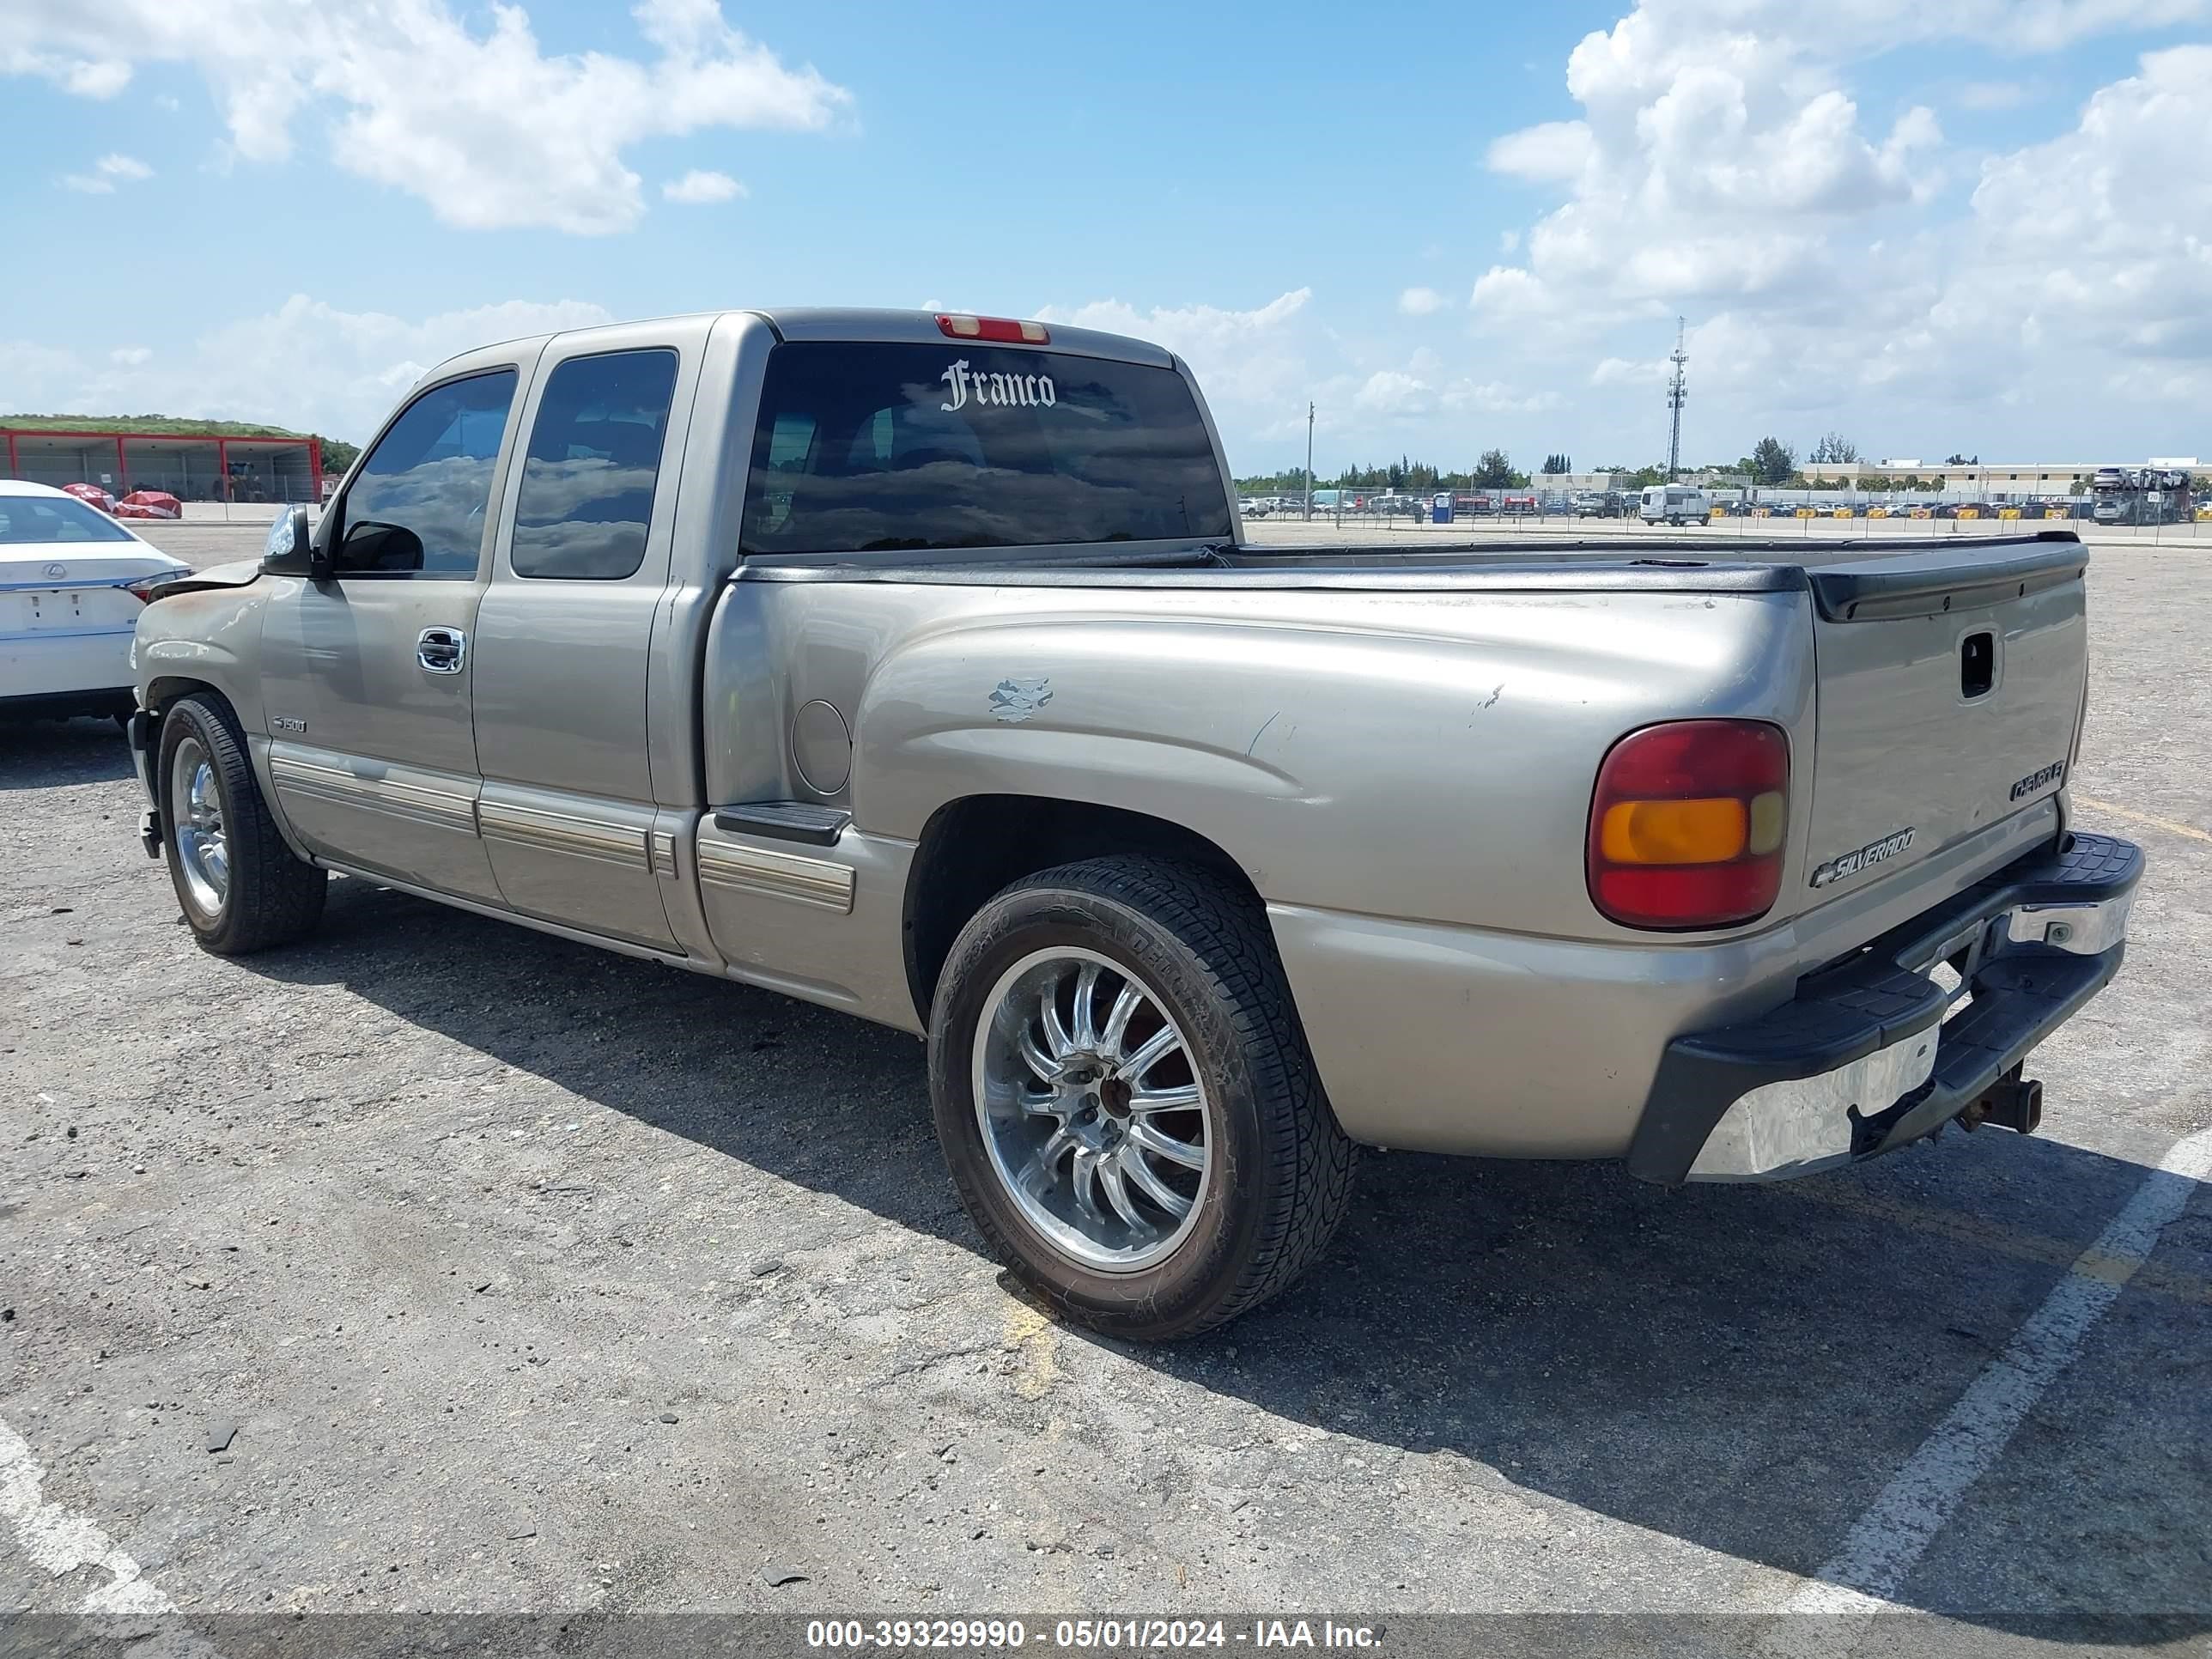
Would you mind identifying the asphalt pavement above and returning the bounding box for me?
[2,528,2205,1656]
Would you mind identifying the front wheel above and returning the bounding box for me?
[929,857,1358,1340]
[157,693,326,954]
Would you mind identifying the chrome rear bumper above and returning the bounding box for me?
[1630,831,2142,1184]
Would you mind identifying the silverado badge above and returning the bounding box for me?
[1811,826,1917,889]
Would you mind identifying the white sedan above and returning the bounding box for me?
[2,479,188,724]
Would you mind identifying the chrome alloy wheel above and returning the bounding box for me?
[168,735,229,916]
[973,946,1213,1273]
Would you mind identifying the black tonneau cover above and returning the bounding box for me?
[738,531,2086,599]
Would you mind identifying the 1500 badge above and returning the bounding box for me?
[1811,826,1917,889]
[2010,758,2065,801]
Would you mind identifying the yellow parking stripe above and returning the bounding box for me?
[2076,796,2212,845]
[1783,1178,2212,1308]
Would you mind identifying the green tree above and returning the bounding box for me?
[1750,437,1796,485]
[1231,465,1312,494]
[1808,431,1858,465]
[1541,452,1571,476]
[318,435,360,474]
[1474,448,1516,489]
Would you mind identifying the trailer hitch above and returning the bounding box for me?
[1959,1064,2043,1136]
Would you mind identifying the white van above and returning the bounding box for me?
[1638,484,1712,526]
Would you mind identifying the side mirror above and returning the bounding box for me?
[260,507,327,580]
[338,520,424,574]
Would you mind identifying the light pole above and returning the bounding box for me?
[1304,402,1315,520]
[1665,318,1687,483]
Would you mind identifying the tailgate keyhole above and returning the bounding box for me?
[1961,631,1995,699]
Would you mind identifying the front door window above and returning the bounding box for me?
[335,370,519,578]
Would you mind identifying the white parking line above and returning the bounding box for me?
[1778,1124,2212,1648]
[0,1419,173,1613]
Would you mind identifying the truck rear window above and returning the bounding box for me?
[739,342,1233,555]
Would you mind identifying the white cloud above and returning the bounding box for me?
[1453,2,2212,458]
[1353,370,1431,413]
[67,58,132,96]
[1034,289,1314,410]
[1397,286,1449,316]
[0,0,851,234]
[1473,3,1967,335]
[1039,288,1311,343]
[662,167,745,204]
[59,152,155,193]
[1486,119,1594,182]
[1981,0,2208,52]
[1344,366,1559,423]
[1590,356,1666,386]
[1,295,617,438]
[0,42,131,97]
[1946,45,2212,369]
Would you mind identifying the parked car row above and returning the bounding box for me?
[1239,491,2118,525]
[1240,493,1434,518]
[1722,500,2099,520]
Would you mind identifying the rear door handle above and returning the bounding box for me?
[416,627,467,674]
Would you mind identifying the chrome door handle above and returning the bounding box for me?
[416,627,467,674]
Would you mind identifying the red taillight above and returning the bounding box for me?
[124,577,164,605]
[1587,720,1790,930]
[935,313,1049,344]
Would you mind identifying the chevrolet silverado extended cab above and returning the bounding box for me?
[128,307,2140,1338]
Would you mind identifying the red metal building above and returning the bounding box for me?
[2,426,322,505]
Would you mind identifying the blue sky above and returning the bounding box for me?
[4,0,2209,474]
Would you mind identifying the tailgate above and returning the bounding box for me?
[1800,537,2087,906]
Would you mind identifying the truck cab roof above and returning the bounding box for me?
[416,307,1176,390]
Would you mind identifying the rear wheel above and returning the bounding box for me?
[158,693,325,954]
[929,856,1358,1340]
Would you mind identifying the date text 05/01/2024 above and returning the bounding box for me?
[804,1618,1382,1650]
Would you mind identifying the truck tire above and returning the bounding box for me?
[928,856,1358,1340]
[157,692,325,955]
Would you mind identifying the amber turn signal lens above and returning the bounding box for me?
[1600,797,1746,865]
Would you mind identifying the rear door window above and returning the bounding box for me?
[511,349,679,580]
[740,342,1233,555]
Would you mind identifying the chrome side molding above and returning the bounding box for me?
[696,837,855,913]
[478,799,651,869]
[269,750,477,835]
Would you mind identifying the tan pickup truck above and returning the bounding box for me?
[130,307,2140,1336]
